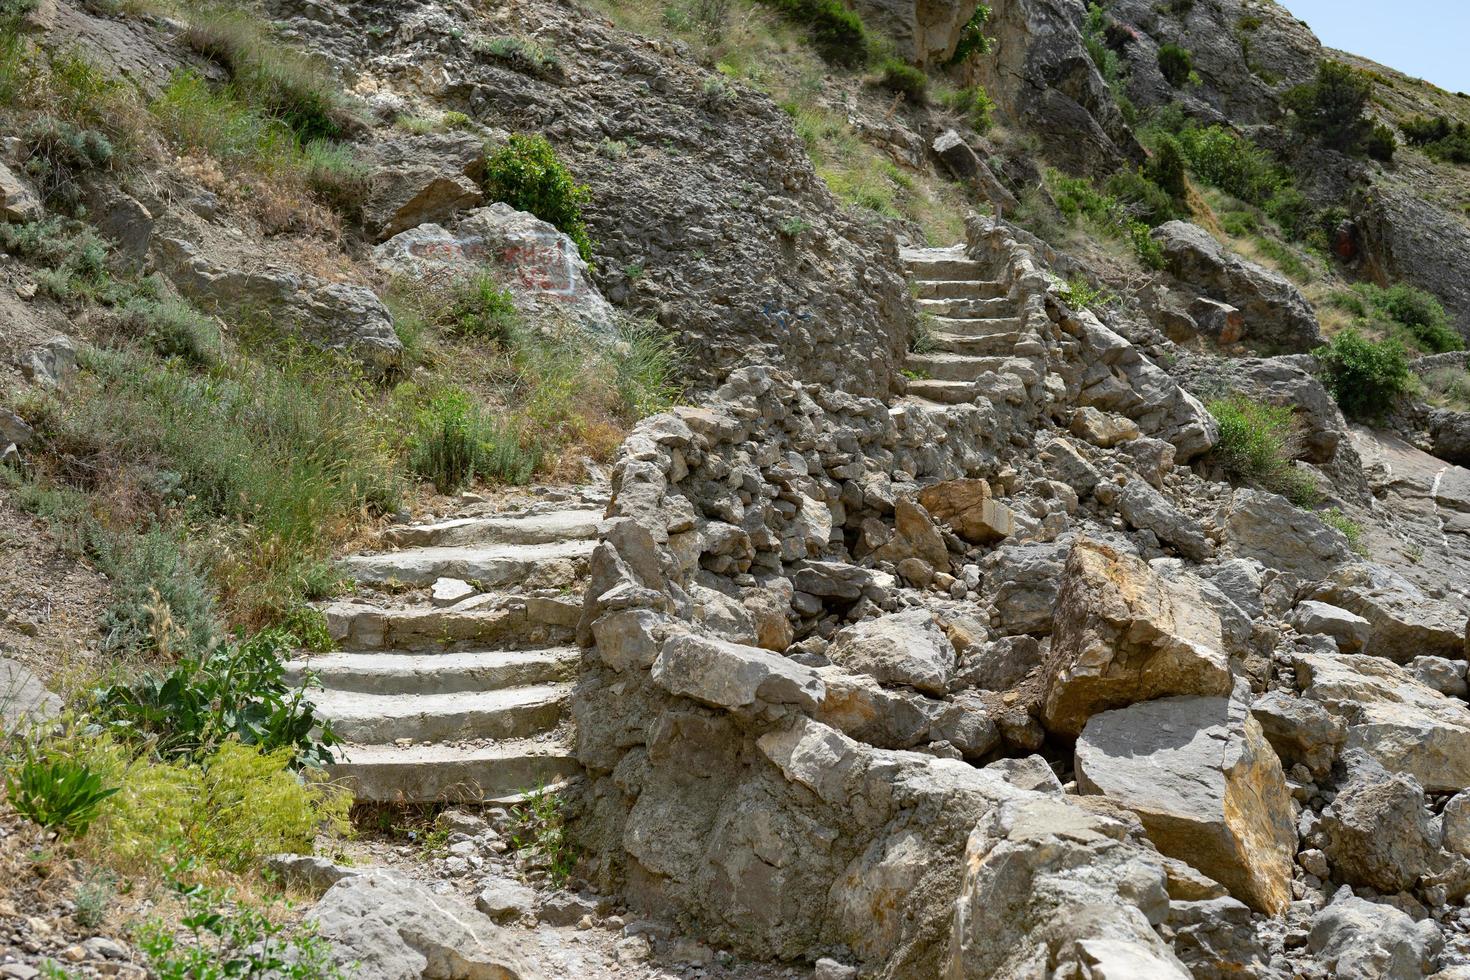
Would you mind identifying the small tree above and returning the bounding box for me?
[1147,134,1188,198]
[1157,43,1193,88]
[1283,60,1373,153]
[1317,328,1412,420]
[1365,123,1396,162]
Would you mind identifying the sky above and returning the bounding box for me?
[1278,0,1470,94]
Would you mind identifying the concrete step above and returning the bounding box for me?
[926,332,1020,358]
[329,739,580,803]
[908,352,1013,381]
[929,315,1023,337]
[381,508,603,549]
[338,539,595,588]
[286,647,579,695]
[904,256,987,281]
[308,683,571,744]
[903,378,975,405]
[323,598,580,651]
[917,296,1013,318]
[914,279,1008,300]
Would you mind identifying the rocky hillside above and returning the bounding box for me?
[4,0,1470,976]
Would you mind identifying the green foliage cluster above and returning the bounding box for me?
[473,35,561,77]
[0,217,116,304]
[448,272,520,342]
[1317,328,1413,420]
[1320,507,1364,554]
[1207,395,1319,507]
[1400,113,1470,164]
[1157,43,1193,88]
[19,116,114,209]
[507,785,577,886]
[1146,134,1188,199]
[1082,4,1135,121]
[3,750,118,838]
[139,884,345,980]
[945,4,993,66]
[409,388,539,493]
[1172,123,1281,205]
[1049,171,1167,268]
[92,626,339,769]
[941,85,996,131]
[484,134,595,262]
[1365,122,1396,162]
[877,58,927,103]
[1332,282,1462,354]
[754,0,868,64]
[1283,60,1376,154]
[113,295,222,366]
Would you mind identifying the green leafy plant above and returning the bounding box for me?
[1157,43,1193,88]
[1332,282,1462,353]
[1146,133,1188,199]
[877,58,926,103]
[507,785,576,886]
[113,296,221,367]
[473,35,560,77]
[4,750,119,838]
[1400,113,1470,164]
[778,216,813,237]
[1283,59,1374,154]
[448,272,520,341]
[1060,275,1114,311]
[1207,395,1319,507]
[1048,170,1165,268]
[92,626,338,769]
[20,117,114,210]
[483,134,594,262]
[945,4,992,65]
[1365,122,1396,162]
[941,85,996,131]
[1173,123,1282,204]
[1317,328,1412,420]
[138,883,345,979]
[73,871,115,929]
[754,0,868,64]
[1320,507,1365,554]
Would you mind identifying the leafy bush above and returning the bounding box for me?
[93,626,339,768]
[0,217,114,303]
[3,750,118,838]
[755,0,868,64]
[1174,124,1282,204]
[1320,507,1364,554]
[138,884,345,980]
[878,58,926,103]
[20,117,114,209]
[1060,275,1114,311]
[612,318,684,419]
[1335,282,1462,353]
[1262,186,1314,241]
[941,85,996,131]
[1105,168,1176,226]
[114,296,221,366]
[1399,114,1470,164]
[507,785,576,886]
[449,272,520,341]
[1365,122,1396,162]
[1049,171,1166,268]
[1157,43,1193,88]
[409,389,539,493]
[1207,395,1319,506]
[1146,134,1188,198]
[1317,328,1412,420]
[1283,60,1374,153]
[945,3,992,66]
[484,134,594,262]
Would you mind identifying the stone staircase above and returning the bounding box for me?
[901,244,1020,405]
[288,494,605,803]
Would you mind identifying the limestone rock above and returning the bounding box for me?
[1321,752,1437,894]
[651,633,824,711]
[0,161,40,222]
[18,335,78,389]
[1075,695,1296,914]
[0,658,61,733]
[374,204,616,337]
[1070,406,1140,447]
[1410,656,1468,698]
[1117,480,1212,561]
[871,497,949,570]
[1249,690,1344,780]
[1221,489,1349,584]
[813,667,937,749]
[311,871,538,979]
[930,130,1019,214]
[1311,563,1468,663]
[431,577,475,608]
[915,479,1014,545]
[360,131,485,241]
[1294,650,1470,792]
[1430,410,1470,467]
[0,408,32,449]
[1308,891,1442,980]
[476,878,536,924]
[265,854,360,894]
[1290,600,1371,653]
[1152,221,1321,353]
[1443,791,1470,858]
[827,608,956,695]
[1167,897,1273,980]
[846,0,978,67]
[1042,539,1232,736]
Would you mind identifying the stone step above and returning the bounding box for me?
[380,508,603,549]
[329,739,580,803]
[323,598,580,651]
[929,315,1023,337]
[908,352,1013,381]
[903,378,975,405]
[917,296,1013,318]
[914,279,1008,300]
[308,683,571,744]
[904,256,987,281]
[927,332,1020,358]
[338,539,595,588]
[286,647,580,695]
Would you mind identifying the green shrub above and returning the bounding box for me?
[93,626,339,768]
[1083,4,1122,85]
[0,217,113,303]
[3,749,118,839]
[1283,59,1374,153]
[20,117,114,209]
[449,272,520,341]
[1105,168,1176,226]
[1317,328,1412,420]
[1365,122,1396,162]
[1146,134,1188,198]
[945,3,992,66]
[408,389,540,493]
[1050,171,1166,268]
[300,139,373,213]
[1262,186,1314,241]
[1207,395,1319,506]
[138,885,345,980]
[612,318,683,419]
[484,134,594,262]
[1157,43,1193,88]
[151,71,296,168]
[114,296,221,366]
[473,35,560,77]
[878,58,927,103]
[1174,124,1281,204]
[1399,114,1470,163]
[1319,507,1364,554]
[942,85,996,131]
[507,785,576,886]
[1060,275,1113,311]
[755,0,868,64]
[1337,282,1462,353]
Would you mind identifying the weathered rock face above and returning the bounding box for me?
[847,0,976,67]
[1249,690,1344,781]
[1430,410,1470,467]
[915,478,1015,544]
[357,130,485,242]
[1309,891,1444,980]
[1152,221,1322,353]
[827,608,956,695]
[1075,695,1296,914]
[0,161,42,222]
[1042,538,1232,736]
[1358,182,1470,344]
[375,204,618,337]
[1320,752,1438,894]
[0,658,61,732]
[1220,489,1349,584]
[1290,600,1372,654]
[1310,563,1469,663]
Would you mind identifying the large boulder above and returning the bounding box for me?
[846,0,978,67]
[1220,489,1350,584]
[871,497,950,572]
[1320,752,1438,894]
[1249,691,1344,780]
[1290,600,1372,654]
[1075,695,1296,914]
[374,203,617,337]
[1151,221,1321,353]
[827,608,957,695]
[1116,480,1212,561]
[1308,891,1443,980]
[1430,410,1470,467]
[1042,539,1232,736]
[651,633,824,712]
[359,131,485,242]
[0,161,41,222]
[311,871,538,979]
[1294,650,1470,792]
[915,479,1015,545]
[1310,563,1468,663]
